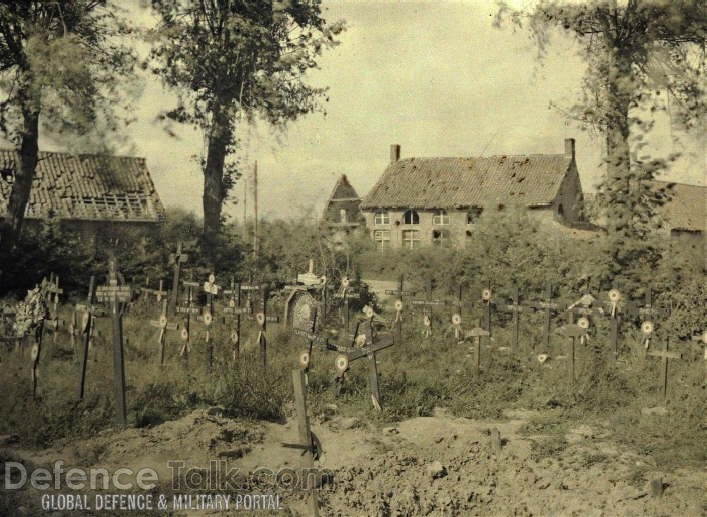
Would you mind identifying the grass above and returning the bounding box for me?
[0,298,704,476]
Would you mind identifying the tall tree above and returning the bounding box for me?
[496,0,705,283]
[148,0,344,246]
[0,1,137,247]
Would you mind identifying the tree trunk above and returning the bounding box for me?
[202,101,232,249]
[604,47,633,271]
[1,83,41,249]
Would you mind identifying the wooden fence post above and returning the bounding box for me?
[292,369,319,516]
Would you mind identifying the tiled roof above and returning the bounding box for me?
[0,149,164,223]
[651,181,705,232]
[360,155,572,210]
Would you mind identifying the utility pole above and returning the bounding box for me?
[253,160,259,259]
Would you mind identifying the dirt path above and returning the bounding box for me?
[6,407,703,516]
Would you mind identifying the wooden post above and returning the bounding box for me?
[168,242,188,317]
[482,282,492,336]
[647,338,683,401]
[150,299,177,365]
[396,275,403,342]
[291,369,319,516]
[31,320,45,399]
[465,327,489,373]
[364,318,382,410]
[78,276,95,400]
[544,284,552,349]
[512,287,520,354]
[95,261,131,426]
[555,324,586,387]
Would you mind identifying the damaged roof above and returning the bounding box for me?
[0,149,165,223]
[360,154,572,210]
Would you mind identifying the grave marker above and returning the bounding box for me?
[223,278,245,362]
[331,318,394,409]
[43,274,63,344]
[95,260,131,426]
[77,276,102,400]
[526,284,559,350]
[464,327,490,372]
[289,369,320,515]
[498,286,524,354]
[555,323,587,386]
[168,241,189,316]
[481,283,493,336]
[150,299,178,365]
[647,338,684,401]
[177,280,200,360]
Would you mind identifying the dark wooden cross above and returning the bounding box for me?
[410,296,447,338]
[525,283,559,351]
[95,260,132,426]
[76,276,108,399]
[150,299,178,365]
[330,318,394,410]
[691,331,706,385]
[647,338,684,401]
[605,289,623,359]
[253,285,279,368]
[177,280,201,360]
[168,241,189,316]
[555,323,587,386]
[464,327,490,372]
[498,286,525,354]
[636,288,671,321]
[223,278,247,362]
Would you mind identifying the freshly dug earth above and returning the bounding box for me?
[3,407,703,516]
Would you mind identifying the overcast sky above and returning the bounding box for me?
[38,0,707,221]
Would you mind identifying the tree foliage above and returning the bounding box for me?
[147,0,345,244]
[495,0,705,283]
[0,1,138,246]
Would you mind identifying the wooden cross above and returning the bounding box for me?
[331,318,395,410]
[143,279,167,305]
[76,276,108,399]
[168,241,189,316]
[385,275,416,341]
[95,259,131,426]
[647,338,684,401]
[334,277,359,332]
[222,278,247,362]
[288,369,320,515]
[464,327,490,372]
[410,296,447,338]
[177,280,200,360]
[525,284,559,351]
[150,299,178,365]
[254,286,278,368]
[43,274,63,344]
[199,273,220,371]
[294,308,319,375]
[636,288,671,321]
[604,289,623,359]
[498,286,525,354]
[555,323,587,386]
[481,282,493,336]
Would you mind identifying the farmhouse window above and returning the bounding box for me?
[340,209,347,223]
[403,209,420,225]
[432,229,451,247]
[374,211,390,225]
[432,210,450,225]
[467,206,483,224]
[402,229,420,249]
[373,230,391,249]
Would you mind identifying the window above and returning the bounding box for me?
[373,230,391,249]
[432,229,451,247]
[402,229,420,249]
[467,206,483,224]
[340,209,347,223]
[403,209,420,225]
[374,211,390,225]
[432,210,450,225]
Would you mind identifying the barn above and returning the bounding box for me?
[0,149,165,237]
[360,139,586,249]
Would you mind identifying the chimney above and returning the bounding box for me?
[390,144,401,163]
[564,138,575,161]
